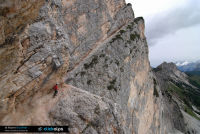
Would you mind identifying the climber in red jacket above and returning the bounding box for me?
[53,83,59,98]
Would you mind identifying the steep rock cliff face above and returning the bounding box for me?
[65,17,161,134]
[0,0,166,134]
[0,0,70,118]
[0,0,133,114]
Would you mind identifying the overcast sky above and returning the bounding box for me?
[126,0,200,67]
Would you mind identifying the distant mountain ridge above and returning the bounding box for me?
[154,62,200,133]
[176,60,200,72]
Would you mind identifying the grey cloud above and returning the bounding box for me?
[145,0,200,46]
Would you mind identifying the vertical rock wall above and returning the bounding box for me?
[65,17,161,133]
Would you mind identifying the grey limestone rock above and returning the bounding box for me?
[65,17,161,134]
[50,86,125,134]
[28,66,42,79]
